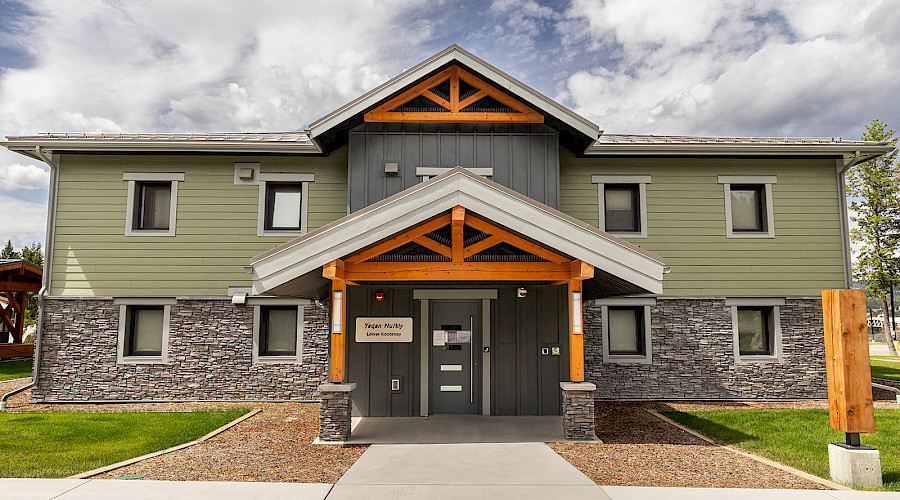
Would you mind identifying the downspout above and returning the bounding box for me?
[838,151,861,289]
[2,146,58,409]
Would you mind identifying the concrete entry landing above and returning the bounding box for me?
[329,442,606,500]
[346,415,585,444]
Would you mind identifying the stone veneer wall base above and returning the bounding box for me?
[318,383,356,442]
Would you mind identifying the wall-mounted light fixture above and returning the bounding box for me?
[572,291,582,335]
[384,162,399,175]
[231,293,247,305]
[332,290,343,334]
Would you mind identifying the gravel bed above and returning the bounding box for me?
[549,402,829,489]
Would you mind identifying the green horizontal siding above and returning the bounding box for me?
[51,148,348,296]
[559,149,845,296]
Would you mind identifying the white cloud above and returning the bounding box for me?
[560,0,900,137]
[0,162,50,190]
[0,194,46,248]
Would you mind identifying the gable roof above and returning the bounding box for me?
[307,45,601,153]
[250,168,665,299]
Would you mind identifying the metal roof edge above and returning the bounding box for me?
[0,138,323,156]
[307,45,600,141]
[584,143,894,156]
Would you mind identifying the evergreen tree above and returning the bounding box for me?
[0,240,17,259]
[847,118,900,356]
[20,242,42,268]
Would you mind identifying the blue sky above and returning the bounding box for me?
[0,0,898,251]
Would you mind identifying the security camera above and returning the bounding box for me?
[517,287,527,298]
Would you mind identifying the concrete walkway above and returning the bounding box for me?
[329,442,602,498]
[5,478,900,499]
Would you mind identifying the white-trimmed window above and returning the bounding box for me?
[726,298,783,363]
[124,173,184,236]
[115,298,174,364]
[257,173,314,237]
[592,175,650,238]
[597,297,654,364]
[718,176,776,238]
[250,297,308,364]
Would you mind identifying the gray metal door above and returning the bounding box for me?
[430,300,480,414]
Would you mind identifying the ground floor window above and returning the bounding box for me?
[115,298,174,364]
[726,298,783,363]
[598,298,654,364]
[251,301,305,364]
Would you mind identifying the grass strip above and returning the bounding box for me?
[0,408,250,478]
[661,408,900,491]
[0,360,32,381]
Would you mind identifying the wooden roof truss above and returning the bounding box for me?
[364,65,544,124]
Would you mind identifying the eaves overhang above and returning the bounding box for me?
[307,45,601,152]
[250,168,664,299]
[1,132,322,160]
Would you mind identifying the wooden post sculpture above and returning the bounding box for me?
[822,289,881,487]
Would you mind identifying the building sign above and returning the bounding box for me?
[355,317,413,342]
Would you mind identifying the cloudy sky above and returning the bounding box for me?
[0,0,898,250]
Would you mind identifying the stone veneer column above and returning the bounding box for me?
[560,382,597,440]
[318,383,357,442]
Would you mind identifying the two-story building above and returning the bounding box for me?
[3,46,892,440]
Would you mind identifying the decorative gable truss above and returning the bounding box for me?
[364,65,544,124]
[323,206,593,283]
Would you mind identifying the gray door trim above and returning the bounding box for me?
[418,290,496,416]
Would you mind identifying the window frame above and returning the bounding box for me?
[115,297,175,364]
[726,297,783,363]
[124,173,184,237]
[257,173,314,237]
[718,175,776,238]
[597,297,654,364]
[591,175,651,238]
[250,297,308,364]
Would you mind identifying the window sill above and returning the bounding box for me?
[727,232,774,239]
[257,230,305,237]
[255,356,302,364]
[607,231,647,239]
[605,354,652,365]
[125,229,176,237]
[119,356,166,365]
[735,354,780,364]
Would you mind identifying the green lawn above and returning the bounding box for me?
[870,357,900,382]
[0,409,250,477]
[0,359,32,381]
[662,408,900,490]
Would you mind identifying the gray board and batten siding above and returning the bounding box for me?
[345,285,569,417]
[348,122,560,212]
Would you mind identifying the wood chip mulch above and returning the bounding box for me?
[549,401,831,489]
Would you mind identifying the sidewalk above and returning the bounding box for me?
[5,478,900,499]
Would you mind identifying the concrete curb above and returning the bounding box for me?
[68,408,262,479]
[645,409,852,491]
[0,376,32,384]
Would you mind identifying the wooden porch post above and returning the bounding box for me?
[568,279,584,382]
[330,278,346,383]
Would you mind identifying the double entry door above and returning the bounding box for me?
[429,300,481,414]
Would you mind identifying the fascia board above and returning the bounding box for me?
[252,172,665,295]
[584,143,893,156]
[308,47,600,142]
[0,140,322,155]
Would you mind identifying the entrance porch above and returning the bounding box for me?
[249,168,665,442]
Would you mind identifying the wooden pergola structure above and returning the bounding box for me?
[0,260,42,344]
[323,205,593,385]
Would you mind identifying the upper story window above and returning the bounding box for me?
[123,172,184,237]
[718,176,776,238]
[591,175,651,238]
[264,183,303,231]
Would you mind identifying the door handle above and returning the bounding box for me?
[470,315,474,404]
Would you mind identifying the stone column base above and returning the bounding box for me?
[318,383,357,442]
[560,382,597,441]
[829,443,882,488]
